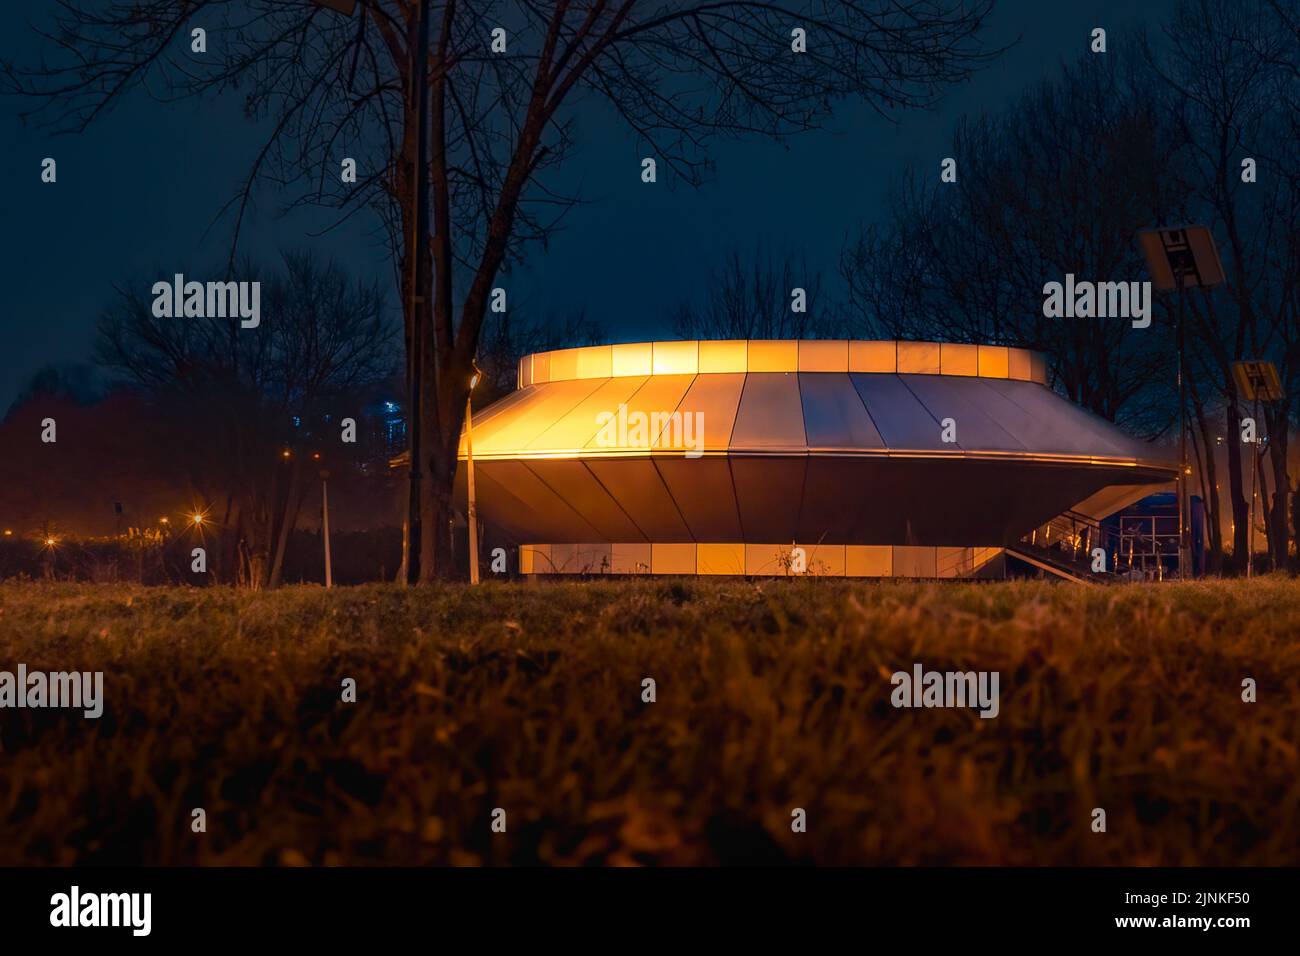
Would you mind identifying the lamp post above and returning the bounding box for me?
[320,468,333,589]
[466,361,482,584]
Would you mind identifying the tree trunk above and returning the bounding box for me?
[267,453,306,589]
[1265,406,1290,572]
[1225,400,1250,568]
[1189,401,1222,573]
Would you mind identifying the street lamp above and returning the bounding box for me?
[466,360,482,585]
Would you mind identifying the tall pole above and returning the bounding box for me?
[1177,290,1188,579]
[466,389,479,585]
[404,0,431,585]
[321,470,333,589]
[1248,394,1261,578]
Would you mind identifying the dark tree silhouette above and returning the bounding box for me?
[840,51,1186,436]
[670,244,832,340]
[95,252,396,587]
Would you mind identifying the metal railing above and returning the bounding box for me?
[1024,509,1179,580]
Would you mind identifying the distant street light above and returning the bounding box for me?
[191,513,205,527]
[1138,225,1226,580]
[466,360,482,585]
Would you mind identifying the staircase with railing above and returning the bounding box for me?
[1010,508,1178,583]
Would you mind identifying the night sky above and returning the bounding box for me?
[0,0,1176,414]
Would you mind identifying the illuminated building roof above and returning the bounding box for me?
[455,340,1177,555]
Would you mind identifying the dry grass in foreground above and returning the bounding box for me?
[0,577,1297,865]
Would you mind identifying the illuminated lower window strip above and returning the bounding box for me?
[518,544,1005,578]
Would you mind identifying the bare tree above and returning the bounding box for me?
[476,305,604,400]
[841,51,1188,440]
[94,252,396,587]
[4,0,1001,580]
[670,244,834,340]
[1148,0,1300,568]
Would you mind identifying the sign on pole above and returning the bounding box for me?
[1138,226,1226,291]
[1233,360,1284,403]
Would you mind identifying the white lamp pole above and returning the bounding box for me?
[321,468,333,588]
[467,362,482,584]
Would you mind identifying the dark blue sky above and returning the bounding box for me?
[0,0,1175,413]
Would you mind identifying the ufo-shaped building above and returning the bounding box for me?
[455,340,1177,578]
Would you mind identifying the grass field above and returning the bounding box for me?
[0,577,1297,866]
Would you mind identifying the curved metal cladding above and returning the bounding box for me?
[455,340,1178,551]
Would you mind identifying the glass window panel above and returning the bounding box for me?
[897,341,940,374]
[612,342,652,376]
[798,543,845,575]
[846,545,892,577]
[532,351,552,383]
[611,543,652,574]
[651,543,696,574]
[575,345,613,378]
[940,343,978,376]
[699,339,747,372]
[745,543,788,576]
[798,340,849,372]
[653,341,699,375]
[978,345,1010,378]
[849,341,897,373]
[747,340,797,371]
[698,543,744,575]
[1007,348,1033,381]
